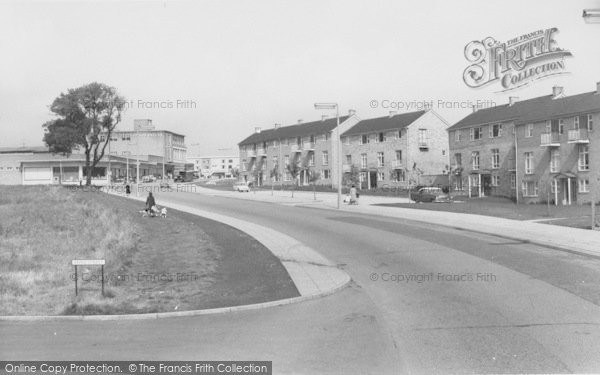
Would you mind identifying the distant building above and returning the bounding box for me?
[187,153,239,179]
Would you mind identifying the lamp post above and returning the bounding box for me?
[583,10,598,228]
[314,103,341,209]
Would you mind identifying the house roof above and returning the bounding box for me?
[238,116,350,146]
[448,90,600,130]
[341,111,426,136]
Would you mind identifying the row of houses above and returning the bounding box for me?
[238,82,600,205]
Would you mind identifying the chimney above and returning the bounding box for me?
[509,96,519,106]
[321,115,328,121]
[423,102,431,111]
[552,86,564,98]
[472,105,478,113]
[389,110,397,118]
[297,119,303,124]
[348,109,356,116]
[274,123,280,129]
[596,81,600,94]
[255,127,261,134]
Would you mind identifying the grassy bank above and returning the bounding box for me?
[0,186,298,315]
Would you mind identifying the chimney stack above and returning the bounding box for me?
[552,86,564,98]
[297,119,303,124]
[389,110,397,118]
[255,127,261,134]
[274,123,280,129]
[348,109,356,116]
[472,105,478,113]
[423,102,431,111]
[509,96,519,106]
[321,115,328,122]
[596,81,600,94]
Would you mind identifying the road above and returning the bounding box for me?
[3,190,600,374]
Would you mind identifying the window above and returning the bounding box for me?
[308,153,315,167]
[359,172,367,185]
[550,149,560,173]
[284,155,289,166]
[378,132,385,143]
[360,135,369,145]
[284,171,291,181]
[589,114,594,131]
[455,130,461,142]
[574,116,580,129]
[524,152,534,174]
[396,130,402,139]
[323,170,330,179]
[442,150,446,156]
[309,135,315,144]
[490,124,502,138]
[551,179,558,194]
[471,151,480,170]
[393,169,405,182]
[322,151,329,166]
[491,149,500,169]
[578,145,589,171]
[418,129,428,146]
[395,150,402,161]
[377,172,385,181]
[454,153,462,167]
[272,156,278,167]
[360,154,367,169]
[346,155,352,164]
[377,152,384,167]
[522,181,539,197]
[526,124,533,137]
[510,174,516,189]
[491,175,500,186]
[559,119,565,135]
[579,179,590,193]
[470,127,482,140]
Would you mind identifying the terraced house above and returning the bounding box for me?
[238,112,359,187]
[340,109,450,189]
[448,83,600,205]
[238,108,450,189]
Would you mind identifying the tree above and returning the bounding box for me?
[286,163,302,198]
[43,83,126,186]
[308,168,321,200]
[269,164,281,196]
[342,164,360,188]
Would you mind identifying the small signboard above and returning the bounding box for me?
[71,259,106,296]
[72,259,105,266]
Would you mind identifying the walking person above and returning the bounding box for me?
[145,192,157,216]
[349,184,358,205]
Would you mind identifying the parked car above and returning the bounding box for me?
[411,187,449,203]
[233,182,250,192]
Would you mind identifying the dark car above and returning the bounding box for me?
[411,187,449,203]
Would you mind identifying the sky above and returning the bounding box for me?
[0,0,599,155]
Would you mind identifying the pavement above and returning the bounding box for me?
[115,190,351,309]
[189,185,600,259]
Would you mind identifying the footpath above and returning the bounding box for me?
[193,185,600,259]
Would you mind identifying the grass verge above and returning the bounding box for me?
[0,186,298,315]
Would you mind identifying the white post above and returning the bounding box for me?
[336,107,341,209]
[126,157,129,183]
[468,175,472,198]
[554,178,558,206]
[567,177,572,205]
[478,173,482,197]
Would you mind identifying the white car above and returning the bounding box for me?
[233,182,250,192]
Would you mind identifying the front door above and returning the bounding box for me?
[369,171,377,189]
[482,175,492,196]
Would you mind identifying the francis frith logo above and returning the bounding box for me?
[463,28,572,91]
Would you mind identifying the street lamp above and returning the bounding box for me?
[314,102,341,209]
[583,9,600,23]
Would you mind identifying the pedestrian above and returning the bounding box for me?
[145,192,156,216]
[349,184,358,204]
[125,184,131,197]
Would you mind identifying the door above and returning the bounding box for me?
[482,175,492,196]
[369,171,377,189]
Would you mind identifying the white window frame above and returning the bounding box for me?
[579,179,590,193]
[578,145,589,171]
[471,151,480,170]
[550,149,560,173]
[589,114,594,131]
[360,154,367,169]
[526,124,533,137]
[574,116,580,129]
[322,151,329,166]
[491,175,500,187]
[524,152,534,174]
[455,130,461,142]
[377,152,384,168]
[491,149,500,169]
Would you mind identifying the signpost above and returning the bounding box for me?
[72,259,106,296]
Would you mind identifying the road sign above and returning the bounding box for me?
[71,259,106,296]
